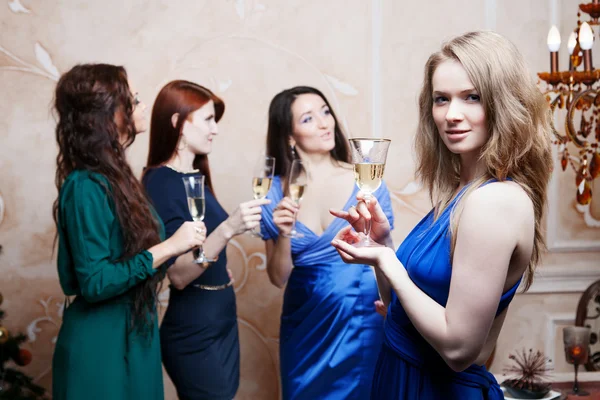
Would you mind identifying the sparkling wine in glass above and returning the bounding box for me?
[283,159,307,238]
[563,326,591,396]
[349,138,391,247]
[249,155,276,238]
[182,175,214,264]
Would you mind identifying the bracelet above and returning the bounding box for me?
[196,255,218,270]
[197,261,211,269]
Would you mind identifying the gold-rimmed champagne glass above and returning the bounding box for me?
[249,155,276,238]
[348,138,391,247]
[182,175,214,264]
[283,159,307,238]
[563,325,591,396]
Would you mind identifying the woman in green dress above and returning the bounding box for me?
[51,64,206,400]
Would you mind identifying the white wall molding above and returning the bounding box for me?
[547,371,600,382]
[545,174,600,252]
[544,312,574,370]
[526,265,600,294]
[546,119,600,249]
[547,240,600,253]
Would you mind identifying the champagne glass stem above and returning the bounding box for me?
[193,227,211,263]
[290,207,299,236]
[573,363,580,394]
[364,196,372,243]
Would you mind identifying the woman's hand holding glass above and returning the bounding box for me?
[330,192,392,246]
[166,221,207,255]
[273,197,300,237]
[330,193,396,268]
[374,300,388,317]
[225,198,271,237]
[330,225,396,270]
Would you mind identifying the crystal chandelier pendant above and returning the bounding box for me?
[590,151,600,178]
[577,179,592,205]
[538,5,600,221]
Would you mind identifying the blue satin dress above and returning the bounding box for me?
[261,176,394,400]
[371,183,521,400]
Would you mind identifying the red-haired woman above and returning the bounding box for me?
[143,80,268,400]
[52,64,206,400]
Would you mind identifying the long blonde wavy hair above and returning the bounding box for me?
[414,31,553,290]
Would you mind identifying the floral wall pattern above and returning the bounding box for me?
[1,0,599,398]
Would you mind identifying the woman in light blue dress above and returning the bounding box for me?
[260,86,394,399]
[331,31,553,399]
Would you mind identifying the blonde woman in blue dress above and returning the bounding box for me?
[331,31,553,399]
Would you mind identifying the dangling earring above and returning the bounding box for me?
[178,137,188,151]
[290,143,296,159]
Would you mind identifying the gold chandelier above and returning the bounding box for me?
[538,1,600,210]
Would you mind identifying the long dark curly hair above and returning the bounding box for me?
[52,63,163,333]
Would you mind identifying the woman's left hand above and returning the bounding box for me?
[225,198,271,236]
[330,225,395,267]
[374,300,387,317]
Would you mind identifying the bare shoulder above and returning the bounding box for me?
[462,180,533,221]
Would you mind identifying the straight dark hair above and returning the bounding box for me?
[266,86,350,183]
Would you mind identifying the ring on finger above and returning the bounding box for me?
[194,227,203,235]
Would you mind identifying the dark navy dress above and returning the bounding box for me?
[143,166,239,400]
[371,182,521,399]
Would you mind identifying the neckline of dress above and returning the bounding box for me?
[289,180,359,240]
[164,164,200,174]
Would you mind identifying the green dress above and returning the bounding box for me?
[52,170,164,400]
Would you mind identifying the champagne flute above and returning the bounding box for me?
[182,175,214,264]
[348,138,391,247]
[283,159,307,238]
[563,326,591,396]
[249,155,276,238]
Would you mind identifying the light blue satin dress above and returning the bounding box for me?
[261,176,394,400]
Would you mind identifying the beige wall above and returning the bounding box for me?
[1,0,599,398]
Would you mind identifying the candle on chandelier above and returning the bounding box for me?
[547,25,561,73]
[568,31,577,71]
[579,22,594,71]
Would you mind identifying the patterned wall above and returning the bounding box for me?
[1,0,599,398]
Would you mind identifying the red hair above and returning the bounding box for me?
[145,80,225,194]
